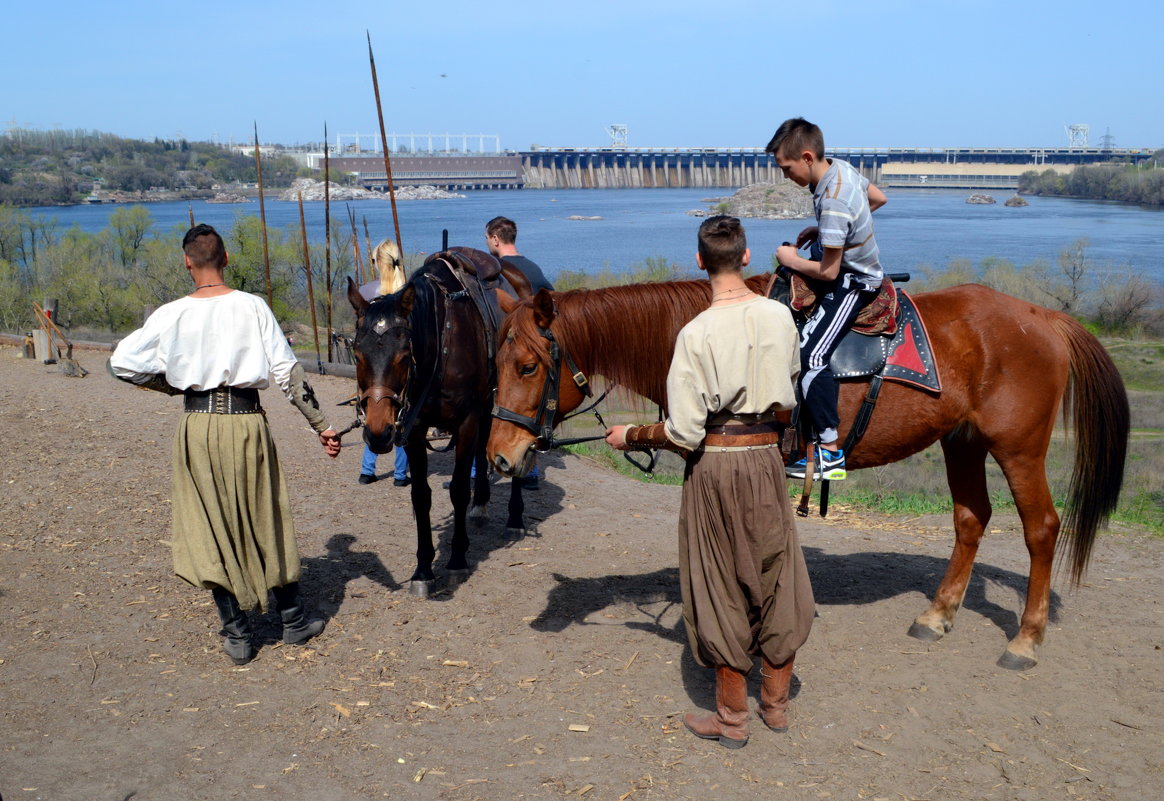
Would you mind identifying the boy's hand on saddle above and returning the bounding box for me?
[795,226,819,249]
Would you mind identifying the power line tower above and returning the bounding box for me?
[606,124,628,148]
[1065,123,1089,148]
[1098,127,1117,149]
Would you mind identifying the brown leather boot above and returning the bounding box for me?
[683,666,749,749]
[759,655,796,732]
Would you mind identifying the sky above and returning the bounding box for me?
[4,0,1162,152]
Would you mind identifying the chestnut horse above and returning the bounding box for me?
[347,249,529,597]
[487,279,1129,669]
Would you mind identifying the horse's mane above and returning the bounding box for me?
[503,280,720,407]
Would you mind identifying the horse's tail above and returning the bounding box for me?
[1053,315,1130,585]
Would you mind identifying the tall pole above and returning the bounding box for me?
[347,204,364,285]
[187,204,195,228]
[367,31,403,253]
[362,215,373,275]
[323,122,334,362]
[253,122,273,307]
[297,190,324,374]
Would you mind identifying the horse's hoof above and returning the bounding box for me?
[447,568,471,586]
[907,621,945,642]
[505,526,526,540]
[469,505,489,526]
[409,580,434,598]
[997,649,1038,671]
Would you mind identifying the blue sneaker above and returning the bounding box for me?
[786,448,847,481]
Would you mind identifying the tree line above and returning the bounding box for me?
[0,128,309,207]
[1019,151,1164,206]
[0,204,382,345]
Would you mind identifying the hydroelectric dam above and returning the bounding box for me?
[327,144,1153,192]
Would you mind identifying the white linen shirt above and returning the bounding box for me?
[111,290,300,398]
[662,295,801,452]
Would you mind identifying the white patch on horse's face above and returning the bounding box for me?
[373,317,389,335]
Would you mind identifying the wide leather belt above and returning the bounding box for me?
[184,387,262,414]
[703,421,780,448]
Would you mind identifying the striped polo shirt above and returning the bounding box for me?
[812,158,883,287]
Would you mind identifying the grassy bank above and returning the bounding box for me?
[552,337,1163,535]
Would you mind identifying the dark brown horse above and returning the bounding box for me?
[487,278,1129,669]
[347,248,529,596]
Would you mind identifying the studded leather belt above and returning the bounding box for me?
[184,387,262,414]
[703,421,780,448]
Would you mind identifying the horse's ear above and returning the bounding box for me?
[500,262,533,299]
[532,288,556,329]
[398,283,417,318]
[496,289,521,315]
[347,276,368,315]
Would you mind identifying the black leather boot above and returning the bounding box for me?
[272,582,325,645]
[210,587,256,665]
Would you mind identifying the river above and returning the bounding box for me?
[24,187,1164,285]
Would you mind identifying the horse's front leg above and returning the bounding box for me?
[405,434,436,597]
[506,472,526,538]
[445,415,479,585]
[909,437,990,644]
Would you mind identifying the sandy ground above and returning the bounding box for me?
[1,344,1161,801]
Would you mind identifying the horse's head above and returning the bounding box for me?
[489,289,590,477]
[347,276,416,454]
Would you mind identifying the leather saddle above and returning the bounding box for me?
[766,271,941,393]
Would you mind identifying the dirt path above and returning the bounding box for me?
[1,344,1161,801]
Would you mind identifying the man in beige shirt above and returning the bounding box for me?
[607,216,815,749]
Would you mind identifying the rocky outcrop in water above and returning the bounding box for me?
[709,182,813,220]
[278,178,464,202]
[1004,195,1029,207]
[967,193,996,204]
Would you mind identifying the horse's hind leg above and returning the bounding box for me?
[994,453,1059,671]
[468,424,491,528]
[445,416,479,586]
[909,436,991,643]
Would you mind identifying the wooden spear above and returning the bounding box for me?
[253,122,273,307]
[362,215,373,273]
[347,203,365,285]
[367,31,403,253]
[323,122,334,362]
[297,190,324,374]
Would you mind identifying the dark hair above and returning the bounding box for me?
[182,224,227,269]
[765,117,825,160]
[485,216,517,244]
[697,215,747,274]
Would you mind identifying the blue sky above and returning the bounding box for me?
[4,0,1161,151]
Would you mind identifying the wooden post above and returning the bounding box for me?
[323,123,334,363]
[297,190,324,374]
[253,122,273,307]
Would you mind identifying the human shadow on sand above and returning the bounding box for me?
[248,533,401,646]
[527,545,1063,708]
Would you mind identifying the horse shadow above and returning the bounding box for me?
[416,448,572,600]
[525,545,1062,708]
[250,533,401,645]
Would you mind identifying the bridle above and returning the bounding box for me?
[492,320,612,451]
[352,309,415,444]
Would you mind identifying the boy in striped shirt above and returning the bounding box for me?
[766,117,888,480]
